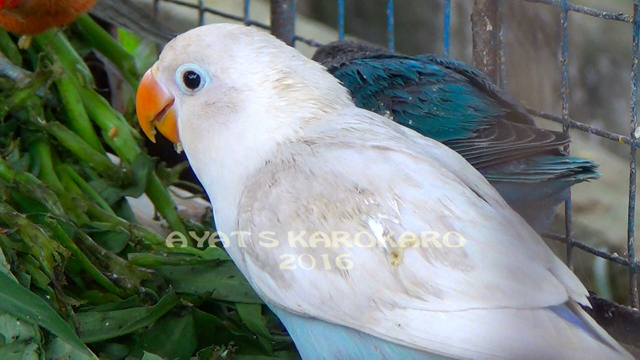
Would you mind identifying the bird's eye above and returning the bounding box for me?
[175,64,209,94]
[183,71,201,89]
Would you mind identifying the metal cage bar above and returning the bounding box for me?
[271,0,296,46]
[443,0,451,56]
[471,0,500,84]
[386,0,395,51]
[560,0,574,271]
[628,0,640,309]
[244,0,251,26]
[337,0,345,41]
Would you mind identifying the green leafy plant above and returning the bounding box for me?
[0,16,295,360]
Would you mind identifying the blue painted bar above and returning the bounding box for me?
[198,0,205,26]
[628,0,640,309]
[443,0,450,56]
[244,0,251,26]
[338,0,345,41]
[387,0,395,52]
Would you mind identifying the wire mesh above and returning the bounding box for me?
[151,0,640,309]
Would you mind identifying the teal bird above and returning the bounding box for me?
[312,41,600,234]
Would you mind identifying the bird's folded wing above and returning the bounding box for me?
[446,119,570,169]
[415,53,536,127]
[233,111,607,358]
[329,57,569,169]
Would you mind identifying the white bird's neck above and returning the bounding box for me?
[180,74,354,238]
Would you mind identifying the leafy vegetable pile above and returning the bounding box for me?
[0,14,295,360]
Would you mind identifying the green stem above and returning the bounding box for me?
[0,158,66,219]
[58,164,116,216]
[47,218,128,298]
[54,74,104,153]
[86,202,205,257]
[79,87,141,161]
[0,28,21,66]
[55,163,83,197]
[78,87,187,235]
[51,152,91,225]
[33,30,93,88]
[145,174,188,236]
[75,14,139,89]
[0,71,48,119]
[33,28,187,235]
[73,229,153,293]
[44,121,121,176]
[30,139,65,194]
[0,201,68,280]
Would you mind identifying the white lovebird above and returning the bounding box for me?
[135,23,633,360]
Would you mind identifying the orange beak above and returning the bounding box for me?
[136,66,180,144]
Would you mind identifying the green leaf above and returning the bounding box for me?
[0,241,16,281]
[0,313,42,360]
[236,304,285,354]
[89,153,154,206]
[45,337,94,360]
[0,340,41,360]
[0,201,69,280]
[140,352,166,360]
[83,295,144,312]
[192,309,271,357]
[91,343,130,360]
[127,253,218,267]
[118,28,158,79]
[0,271,96,359]
[127,308,197,360]
[236,304,273,340]
[80,222,131,254]
[76,289,179,343]
[150,261,262,303]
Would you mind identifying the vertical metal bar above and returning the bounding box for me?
[560,0,574,271]
[443,0,451,57]
[471,0,500,83]
[387,0,395,52]
[338,0,345,41]
[198,0,205,26]
[497,0,506,89]
[628,0,640,309]
[271,0,296,46]
[244,0,251,26]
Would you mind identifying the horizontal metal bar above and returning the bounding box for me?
[545,233,640,272]
[526,108,635,146]
[522,0,633,22]
[159,0,323,47]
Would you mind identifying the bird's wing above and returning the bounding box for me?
[444,118,569,168]
[328,55,569,169]
[415,54,536,126]
[234,109,624,359]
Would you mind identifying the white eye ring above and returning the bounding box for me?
[175,63,210,94]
